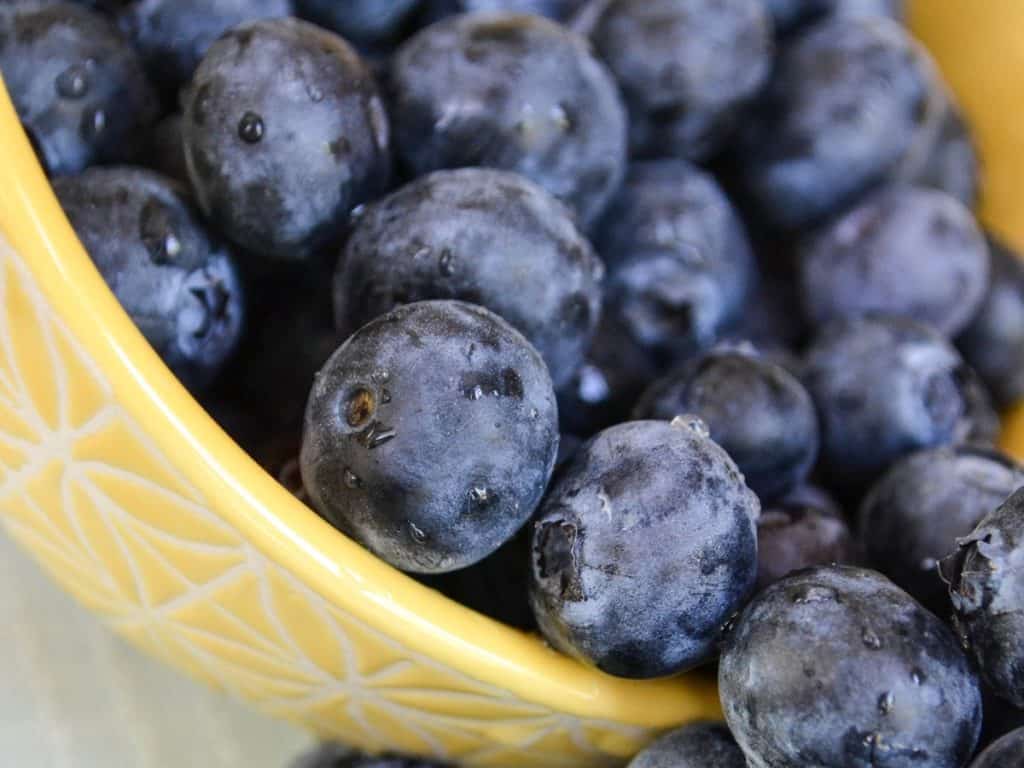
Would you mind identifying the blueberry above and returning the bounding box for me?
[529,418,760,678]
[589,0,773,161]
[332,168,604,389]
[912,100,981,208]
[798,185,990,337]
[54,167,244,392]
[596,160,756,364]
[182,18,391,262]
[979,686,1024,752]
[733,17,945,231]
[118,0,292,94]
[387,12,627,228]
[765,0,903,35]
[0,1,158,175]
[292,746,448,768]
[146,113,189,185]
[294,0,420,45]
[420,0,587,23]
[720,566,982,768]
[803,315,990,496]
[969,728,1024,768]
[301,300,558,573]
[635,346,819,501]
[756,485,856,591]
[958,235,1024,408]
[859,446,1023,614]
[556,315,661,438]
[626,723,746,768]
[944,487,1024,708]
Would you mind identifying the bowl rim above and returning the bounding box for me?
[0,80,720,729]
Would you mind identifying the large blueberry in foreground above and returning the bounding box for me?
[388,12,627,228]
[626,723,746,768]
[860,446,1023,614]
[803,316,990,496]
[589,0,772,161]
[757,485,856,591]
[720,566,982,768]
[597,160,756,364]
[54,167,244,392]
[945,487,1024,708]
[333,168,603,389]
[118,0,292,93]
[958,235,1024,408]
[529,419,759,678]
[799,185,989,337]
[301,301,558,574]
[969,727,1024,767]
[635,347,818,501]
[735,17,944,231]
[0,1,158,175]
[183,18,391,262]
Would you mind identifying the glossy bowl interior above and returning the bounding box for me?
[0,2,1022,766]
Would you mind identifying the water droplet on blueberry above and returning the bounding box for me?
[408,521,427,543]
[862,627,882,649]
[80,106,106,141]
[671,414,711,438]
[368,96,389,151]
[238,111,264,143]
[342,468,362,489]
[878,691,894,715]
[56,65,89,99]
[140,199,181,265]
[438,249,455,276]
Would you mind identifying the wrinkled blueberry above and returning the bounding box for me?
[597,159,756,364]
[294,0,420,45]
[589,0,773,161]
[118,0,292,94]
[54,167,244,392]
[944,487,1024,708]
[913,100,981,208]
[756,485,856,591]
[958,235,1024,408]
[859,446,1023,614]
[970,728,1024,768]
[0,1,158,175]
[183,18,391,262]
[734,17,945,231]
[798,185,990,337]
[803,316,994,497]
[635,346,819,501]
[333,168,603,388]
[765,0,903,35]
[388,12,627,228]
[720,566,982,768]
[529,418,760,678]
[301,300,558,573]
[626,723,746,768]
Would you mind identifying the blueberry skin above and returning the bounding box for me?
[803,316,987,496]
[118,0,292,93]
[183,18,391,262]
[597,160,756,364]
[765,0,903,34]
[635,347,819,502]
[720,566,983,768]
[970,727,1024,767]
[529,419,760,678]
[859,446,1023,615]
[54,167,244,392]
[945,487,1024,708]
[757,485,856,591]
[798,185,990,337]
[958,235,1024,408]
[294,0,419,44]
[301,300,558,574]
[388,12,627,228]
[0,1,158,176]
[333,168,604,389]
[590,0,773,162]
[913,101,981,208]
[626,723,746,768]
[735,17,944,231]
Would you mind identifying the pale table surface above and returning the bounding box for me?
[0,529,316,768]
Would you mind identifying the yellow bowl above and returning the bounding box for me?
[0,2,1022,766]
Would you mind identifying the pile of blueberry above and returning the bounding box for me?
[6,0,1024,764]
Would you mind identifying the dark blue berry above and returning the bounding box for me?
[913,100,981,207]
[765,0,903,35]
[183,18,391,262]
[332,168,604,388]
[529,418,759,678]
[53,167,244,392]
[720,566,982,768]
[387,12,627,228]
[626,723,746,768]
[970,728,1024,768]
[301,301,558,574]
[294,0,420,45]
[147,113,189,185]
